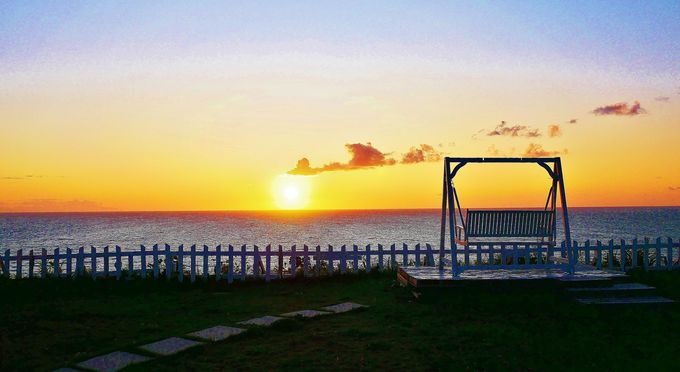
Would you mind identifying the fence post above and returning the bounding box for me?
[584,240,591,266]
[228,245,234,284]
[415,244,421,267]
[303,245,309,277]
[365,244,371,272]
[254,245,260,278]
[177,244,184,283]
[190,244,196,283]
[66,248,72,278]
[340,245,346,274]
[315,245,321,277]
[28,250,34,278]
[141,245,147,278]
[215,245,222,281]
[378,244,384,271]
[103,246,110,277]
[353,244,359,272]
[53,248,60,279]
[91,247,96,280]
[165,244,172,280]
[668,237,674,270]
[620,239,626,271]
[77,247,85,277]
[655,237,662,270]
[328,245,334,276]
[202,245,209,281]
[291,245,297,278]
[15,249,22,279]
[278,245,283,279]
[153,244,159,279]
[265,244,271,282]
[402,243,408,267]
[116,246,122,280]
[643,238,649,270]
[41,248,47,279]
[390,244,396,269]
[241,245,247,281]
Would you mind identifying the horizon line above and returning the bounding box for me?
[2,205,680,214]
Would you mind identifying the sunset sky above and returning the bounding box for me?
[2,1,679,212]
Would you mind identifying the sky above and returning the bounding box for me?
[1,0,679,212]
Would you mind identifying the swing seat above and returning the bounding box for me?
[455,209,556,246]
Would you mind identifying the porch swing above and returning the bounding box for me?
[439,157,574,275]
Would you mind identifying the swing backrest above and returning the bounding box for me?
[465,210,555,238]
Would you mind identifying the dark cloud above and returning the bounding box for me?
[288,143,396,175]
[522,143,566,157]
[655,96,670,102]
[592,101,646,116]
[548,124,562,138]
[568,119,578,124]
[487,121,541,138]
[401,144,442,164]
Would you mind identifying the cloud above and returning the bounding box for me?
[522,143,566,157]
[487,121,541,138]
[591,101,646,116]
[548,124,562,138]
[655,96,670,102]
[0,199,109,212]
[401,144,442,164]
[288,142,443,175]
[669,186,680,191]
[568,119,577,124]
[1,174,45,181]
[288,143,397,175]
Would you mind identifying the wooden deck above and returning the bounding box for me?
[397,266,627,288]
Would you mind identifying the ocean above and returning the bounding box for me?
[1,207,679,253]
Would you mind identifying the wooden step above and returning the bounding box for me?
[576,296,674,305]
[567,283,655,292]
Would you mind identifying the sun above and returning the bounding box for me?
[272,175,311,209]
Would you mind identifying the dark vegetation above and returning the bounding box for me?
[2,270,680,371]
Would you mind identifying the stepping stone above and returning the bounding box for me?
[52,369,81,372]
[577,296,674,305]
[568,283,654,292]
[238,315,283,326]
[321,302,368,313]
[77,351,150,372]
[280,309,330,318]
[139,337,203,356]
[187,326,245,341]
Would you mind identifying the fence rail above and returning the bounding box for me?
[0,238,678,281]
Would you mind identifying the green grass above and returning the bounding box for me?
[2,270,680,371]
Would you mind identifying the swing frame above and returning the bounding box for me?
[439,157,574,276]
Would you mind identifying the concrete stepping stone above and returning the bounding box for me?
[139,337,203,356]
[77,351,150,372]
[238,315,284,326]
[321,302,368,313]
[280,309,331,318]
[187,326,245,341]
[577,296,674,305]
[568,283,654,292]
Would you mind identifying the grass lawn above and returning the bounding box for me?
[2,270,680,371]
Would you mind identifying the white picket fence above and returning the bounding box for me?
[0,238,678,281]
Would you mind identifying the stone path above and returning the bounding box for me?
[188,326,245,341]
[76,351,150,372]
[238,315,284,326]
[61,302,368,371]
[280,309,330,318]
[139,337,203,356]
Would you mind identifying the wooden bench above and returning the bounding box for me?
[455,210,555,246]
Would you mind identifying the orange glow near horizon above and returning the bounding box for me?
[1,3,680,212]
